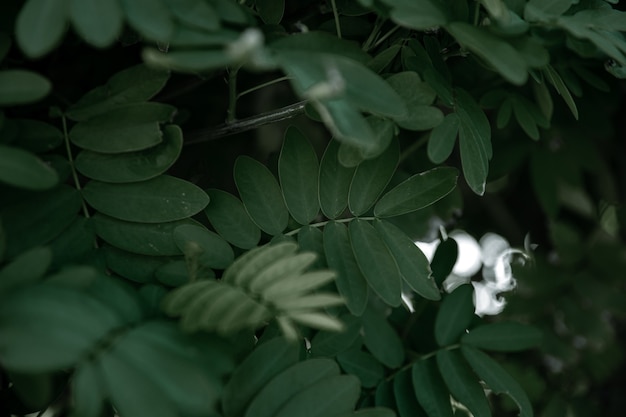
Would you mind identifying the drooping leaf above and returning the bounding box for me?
[412,358,454,417]
[348,139,399,216]
[120,0,175,42]
[435,284,475,346]
[462,346,534,417]
[436,349,492,417]
[428,113,460,164]
[319,140,356,219]
[337,349,384,388]
[72,361,105,417]
[373,220,440,300]
[361,307,405,368]
[0,145,58,190]
[69,0,123,48]
[462,322,543,351]
[83,175,209,223]
[173,224,234,269]
[279,127,320,225]
[204,189,261,249]
[323,221,368,315]
[0,70,51,106]
[543,65,578,120]
[15,0,69,58]
[66,65,170,121]
[234,156,289,236]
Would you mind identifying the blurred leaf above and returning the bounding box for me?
[428,113,460,164]
[368,44,402,73]
[530,150,560,217]
[142,48,233,72]
[381,0,449,30]
[436,349,491,417]
[0,247,51,294]
[256,0,284,24]
[204,189,261,249]
[350,219,402,307]
[272,32,370,64]
[394,369,427,417]
[120,0,174,42]
[374,220,440,300]
[279,127,320,225]
[512,98,539,140]
[103,245,164,284]
[0,145,58,190]
[75,124,182,183]
[69,102,176,153]
[435,284,475,346]
[362,306,405,368]
[319,140,356,219]
[412,358,454,417]
[349,139,399,216]
[14,119,63,153]
[83,175,209,223]
[337,349,384,388]
[155,260,195,287]
[235,156,289,236]
[69,0,123,48]
[525,0,574,16]
[462,347,533,417]
[173,224,234,269]
[66,65,170,121]
[0,33,10,62]
[0,70,51,106]
[462,322,542,351]
[386,71,443,131]
[311,315,362,357]
[72,361,105,417]
[222,337,299,417]
[163,0,220,31]
[15,0,68,58]
[323,221,368,315]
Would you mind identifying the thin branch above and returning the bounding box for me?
[183,101,307,145]
[330,0,342,39]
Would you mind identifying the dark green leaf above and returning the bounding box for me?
[349,139,399,216]
[162,0,220,31]
[462,347,533,417]
[316,98,378,152]
[323,221,368,315]
[368,44,402,73]
[279,126,320,225]
[349,219,402,307]
[436,349,491,417]
[362,307,405,368]
[48,216,95,268]
[69,103,176,153]
[83,175,209,223]
[462,322,542,351]
[435,284,475,346]
[525,0,574,17]
[66,65,170,121]
[222,337,299,417]
[271,32,370,64]
[103,245,163,284]
[0,33,10,62]
[72,362,105,417]
[412,358,454,417]
[75,124,183,183]
[120,0,174,42]
[173,224,234,269]
[382,0,449,30]
[0,145,58,190]
[543,66,578,120]
[0,70,51,106]
[204,189,261,249]
[16,0,68,58]
[512,98,540,140]
[69,0,123,48]
[311,315,362,357]
[256,0,284,24]
[155,260,196,287]
[14,119,63,153]
[394,369,427,417]
[337,349,384,388]
[298,226,326,268]
[428,113,460,164]
[374,167,459,217]
[373,220,440,300]
[235,156,289,235]
[0,247,51,294]
[319,140,356,219]
[386,71,443,130]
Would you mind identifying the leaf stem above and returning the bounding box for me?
[236,76,291,99]
[370,25,401,50]
[362,17,384,51]
[284,216,377,237]
[61,113,91,219]
[387,343,461,381]
[330,0,342,39]
[226,66,240,123]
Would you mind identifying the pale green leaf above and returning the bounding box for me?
[16,0,69,58]
[69,0,123,48]
[319,140,356,219]
[0,70,51,106]
[462,322,543,351]
[434,284,475,346]
[204,189,261,249]
[315,98,378,152]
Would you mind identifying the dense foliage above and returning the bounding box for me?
[1,1,626,417]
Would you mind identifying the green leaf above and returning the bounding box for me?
[362,307,405,368]
[446,23,528,85]
[155,260,195,287]
[0,247,51,294]
[386,71,443,130]
[368,44,402,73]
[0,145,58,190]
[16,0,68,58]
[349,140,399,216]
[222,337,300,417]
[103,245,164,284]
[75,124,183,183]
[543,65,578,120]
[462,347,533,417]
[0,70,51,106]
[436,349,492,417]
[0,33,11,62]
[69,0,123,48]
[235,156,289,236]
[72,362,105,417]
[435,284,475,346]
[66,65,170,121]
[337,349,384,388]
[525,0,574,17]
[120,0,174,42]
[462,322,543,351]
[93,214,198,256]
[83,175,209,223]
[256,0,284,24]
[69,102,176,153]
[349,219,402,307]
[382,0,449,30]
[512,98,540,140]
[319,140,356,219]
[311,315,362,357]
[204,189,261,249]
[315,98,378,152]
[298,225,326,267]
[173,224,234,269]
[394,369,427,417]
[279,127,320,225]
[412,358,454,417]
[374,167,459,217]
[323,221,368,316]
[162,0,220,31]
[271,32,371,64]
[14,119,63,153]
[273,375,361,417]
[428,113,460,164]
[373,220,440,300]
[245,358,340,417]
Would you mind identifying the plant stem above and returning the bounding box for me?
[226,66,240,123]
[362,17,384,51]
[370,25,401,50]
[284,216,377,237]
[399,134,429,163]
[61,114,91,220]
[386,344,461,381]
[236,76,291,99]
[330,0,342,39]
